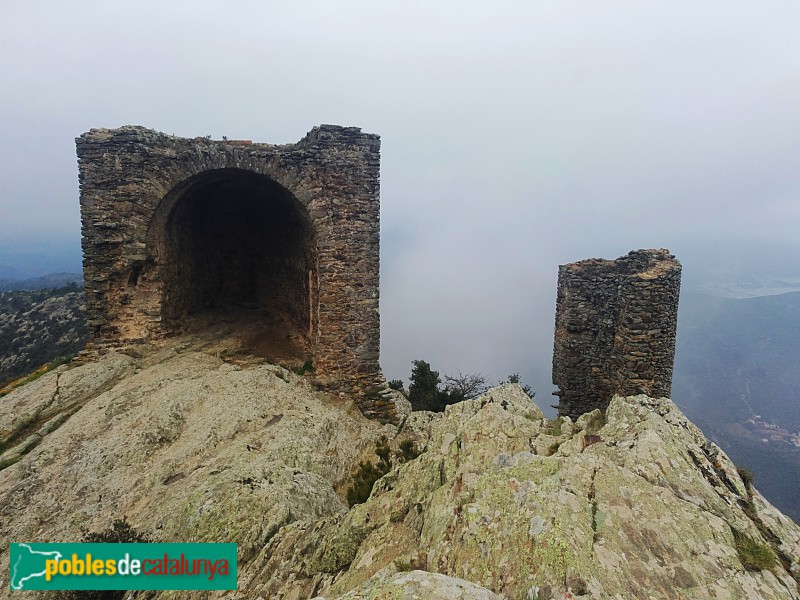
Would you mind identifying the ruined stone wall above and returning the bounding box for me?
[552,249,681,419]
[77,125,388,417]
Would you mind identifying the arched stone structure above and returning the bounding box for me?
[77,125,385,415]
[152,168,316,339]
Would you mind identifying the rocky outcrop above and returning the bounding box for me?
[330,571,503,599]
[0,346,797,599]
[251,386,800,600]
[0,343,396,598]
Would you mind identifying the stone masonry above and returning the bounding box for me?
[76,125,389,418]
[552,249,681,419]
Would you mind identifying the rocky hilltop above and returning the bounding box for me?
[0,341,799,599]
[0,285,87,388]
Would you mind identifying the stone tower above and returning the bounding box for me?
[552,249,681,419]
[77,125,387,416]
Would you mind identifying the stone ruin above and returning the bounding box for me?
[76,125,390,418]
[552,249,681,419]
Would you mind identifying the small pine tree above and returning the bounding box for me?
[408,360,443,411]
[388,379,404,391]
[506,372,536,399]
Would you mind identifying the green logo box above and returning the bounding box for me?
[9,543,237,591]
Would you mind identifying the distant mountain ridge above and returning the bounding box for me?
[0,273,83,293]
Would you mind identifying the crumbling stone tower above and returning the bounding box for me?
[77,125,385,415]
[552,249,681,419]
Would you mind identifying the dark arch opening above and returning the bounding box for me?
[156,168,316,358]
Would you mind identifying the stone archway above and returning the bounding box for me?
[152,168,316,360]
[77,125,387,417]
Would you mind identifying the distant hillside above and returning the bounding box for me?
[0,272,83,292]
[673,291,800,523]
[0,284,88,388]
[674,291,800,428]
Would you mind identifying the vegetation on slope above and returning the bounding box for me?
[0,283,87,387]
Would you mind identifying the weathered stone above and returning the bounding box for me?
[76,125,387,417]
[245,389,800,599]
[0,342,386,587]
[319,570,503,599]
[553,249,681,419]
[2,352,799,598]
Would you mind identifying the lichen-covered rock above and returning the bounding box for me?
[248,388,800,600]
[1,354,798,600]
[0,343,387,597]
[319,570,503,599]
[0,353,136,468]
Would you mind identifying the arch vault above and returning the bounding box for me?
[76,125,384,415]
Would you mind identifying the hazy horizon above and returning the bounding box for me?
[3,1,800,397]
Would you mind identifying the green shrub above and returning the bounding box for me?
[375,436,391,467]
[52,518,149,599]
[388,379,404,391]
[394,558,413,572]
[346,436,392,507]
[397,439,420,463]
[546,441,561,456]
[82,517,150,544]
[346,461,387,507]
[543,417,564,436]
[291,359,314,376]
[506,372,536,398]
[732,529,776,571]
[737,465,754,490]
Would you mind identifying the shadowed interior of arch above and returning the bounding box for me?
[158,169,315,361]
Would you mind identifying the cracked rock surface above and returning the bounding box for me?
[0,350,798,599]
[250,387,800,600]
[0,344,391,598]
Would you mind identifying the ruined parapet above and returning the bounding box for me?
[77,125,388,418]
[552,249,681,419]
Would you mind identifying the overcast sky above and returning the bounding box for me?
[2,1,800,400]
